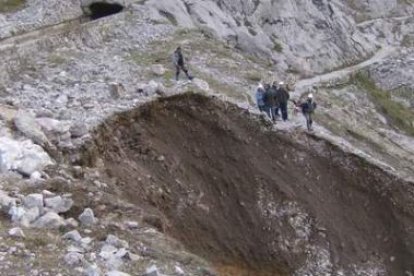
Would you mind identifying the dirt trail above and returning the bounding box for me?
[0,17,86,51]
[294,46,395,94]
[83,93,414,275]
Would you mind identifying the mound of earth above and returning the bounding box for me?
[82,93,414,275]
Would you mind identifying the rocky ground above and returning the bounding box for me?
[0,0,413,275]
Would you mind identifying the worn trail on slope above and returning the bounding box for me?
[295,46,395,94]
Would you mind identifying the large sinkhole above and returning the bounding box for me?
[88,2,124,20]
[82,93,414,275]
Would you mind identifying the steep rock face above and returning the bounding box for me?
[141,0,412,75]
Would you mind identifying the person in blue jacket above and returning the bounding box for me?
[255,83,267,113]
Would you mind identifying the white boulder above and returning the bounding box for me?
[20,207,41,227]
[8,227,25,238]
[64,252,84,266]
[78,208,97,226]
[106,234,129,249]
[151,64,166,76]
[0,190,17,210]
[144,265,159,276]
[35,118,71,134]
[23,194,44,209]
[0,137,53,177]
[14,110,49,146]
[99,244,118,260]
[106,271,131,276]
[85,263,102,276]
[44,196,73,213]
[32,212,65,228]
[63,230,82,242]
[8,206,25,222]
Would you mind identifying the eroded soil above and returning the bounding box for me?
[82,93,414,275]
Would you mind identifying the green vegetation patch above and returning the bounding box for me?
[0,0,25,13]
[352,72,414,136]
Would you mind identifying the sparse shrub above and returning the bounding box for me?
[245,71,262,82]
[0,0,25,12]
[273,41,283,53]
[270,36,283,53]
[158,10,178,26]
[248,28,257,36]
[352,72,414,136]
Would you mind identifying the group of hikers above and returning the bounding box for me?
[172,46,316,131]
[255,81,317,131]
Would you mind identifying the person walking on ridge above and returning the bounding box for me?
[277,82,290,121]
[264,82,278,122]
[297,93,317,131]
[172,46,193,81]
[255,83,266,113]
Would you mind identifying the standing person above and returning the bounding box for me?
[298,93,317,131]
[172,46,193,81]
[271,81,281,119]
[264,82,278,122]
[263,83,272,120]
[255,83,266,112]
[277,82,290,121]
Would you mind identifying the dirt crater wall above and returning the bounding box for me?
[82,93,414,275]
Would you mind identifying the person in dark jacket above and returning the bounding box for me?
[277,82,290,121]
[271,81,281,119]
[264,82,278,121]
[299,93,317,131]
[255,83,266,112]
[172,46,193,81]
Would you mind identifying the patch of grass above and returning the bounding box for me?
[272,41,283,53]
[0,0,25,12]
[245,71,262,83]
[401,35,414,47]
[47,54,66,67]
[26,235,50,248]
[193,69,246,102]
[270,36,283,53]
[352,72,414,136]
[346,128,386,154]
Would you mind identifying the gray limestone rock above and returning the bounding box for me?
[78,208,97,226]
[105,234,129,249]
[20,207,41,226]
[14,111,50,147]
[64,252,84,266]
[44,196,73,213]
[70,123,89,138]
[106,271,131,276]
[8,206,25,222]
[144,265,159,276]
[151,64,166,76]
[23,194,44,209]
[0,190,17,210]
[32,212,65,228]
[8,227,25,238]
[63,230,82,242]
[0,137,53,177]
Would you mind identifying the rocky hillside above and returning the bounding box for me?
[0,0,413,275]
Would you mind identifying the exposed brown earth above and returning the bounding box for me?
[82,93,414,275]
